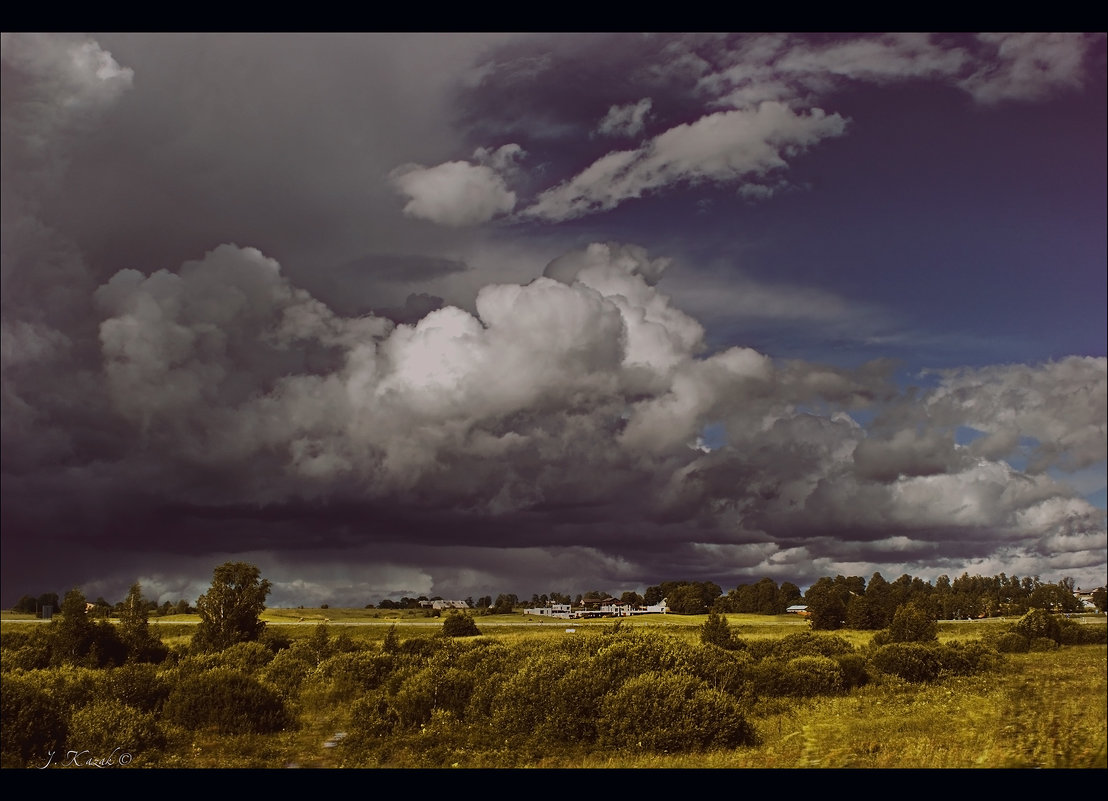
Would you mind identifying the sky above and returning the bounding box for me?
[1,32,1105,608]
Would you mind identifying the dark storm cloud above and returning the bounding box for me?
[1,33,1104,607]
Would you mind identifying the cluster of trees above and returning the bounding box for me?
[802,572,1103,631]
[13,593,193,619]
[5,562,273,672]
[643,581,723,614]
[716,578,803,614]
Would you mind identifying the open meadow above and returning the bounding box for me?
[2,610,1104,769]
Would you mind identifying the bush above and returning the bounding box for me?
[885,603,938,643]
[1012,609,1061,643]
[1057,618,1108,645]
[870,643,944,682]
[597,672,757,751]
[1029,637,1059,652]
[441,613,481,637]
[67,701,166,754]
[1,632,53,672]
[700,612,735,649]
[0,677,68,768]
[260,647,314,698]
[104,663,169,712]
[835,653,870,689]
[870,641,1000,681]
[994,632,1031,653]
[163,668,290,733]
[309,651,398,703]
[935,641,1002,675]
[259,628,292,653]
[392,665,475,726]
[349,691,400,739]
[216,641,275,675]
[780,655,845,696]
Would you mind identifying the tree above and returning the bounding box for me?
[1093,587,1107,614]
[118,583,167,663]
[885,602,937,643]
[51,589,94,665]
[805,578,848,630]
[120,583,150,645]
[491,594,518,614]
[193,562,272,652]
[700,611,734,649]
[620,591,644,607]
[442,613,481,637]
[13,595,37,615]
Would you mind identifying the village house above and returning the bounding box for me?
[418,599,471,610]
[523,598,669,619]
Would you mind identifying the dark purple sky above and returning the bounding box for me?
[2,33,1105,607]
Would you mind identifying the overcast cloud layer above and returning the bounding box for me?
[2,33,1105,607]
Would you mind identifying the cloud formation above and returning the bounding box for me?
[524,103,847,221]
[390,144,524,227]
[401,33,1103,225]
[2,33,1103,607]
[597,98,653,138]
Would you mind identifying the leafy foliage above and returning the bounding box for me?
[597,672,756,751]
[1012,608,1061,643]
[0,677,68,768]
[119,583,169,664]
[441,613,481,637]
[163,668,289,734]
[872,602,938,645]
[700,611,736,649]
[192,562,272,652]
[68,701,166,754]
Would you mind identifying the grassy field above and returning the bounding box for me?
[563,645,1106,768]
[4,609,1104,769]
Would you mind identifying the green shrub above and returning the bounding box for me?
[1057,618,1108,645]
[392,665,475,726]
[597,672,757,751]
[935,641,1002,675]
[1029,637,1059,652]
[885,603,938,643]
[67,701,166,754]
[163,668,290,733]
[104,663,169,712]
[259,628,292,653]
[489,648,579,738]
[994,632,1031,653]
[834,653,870,689]
[871,641,1000,681]
[700,612,735,649]
[780,655,845,696]
[215,641,275,675]
[0,677,68,768]
[259,647,313,697]
[30,665,102,710]
[870,643,943,682]
[1,640,53,672]
[312,651,397,696]
[348,691,400,739]
[441,613,481,637]
[1012,609,1061,643]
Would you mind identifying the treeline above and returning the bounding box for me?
[801,572,1105,631]
[492,573,1102,621]
[12,593,193,619]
